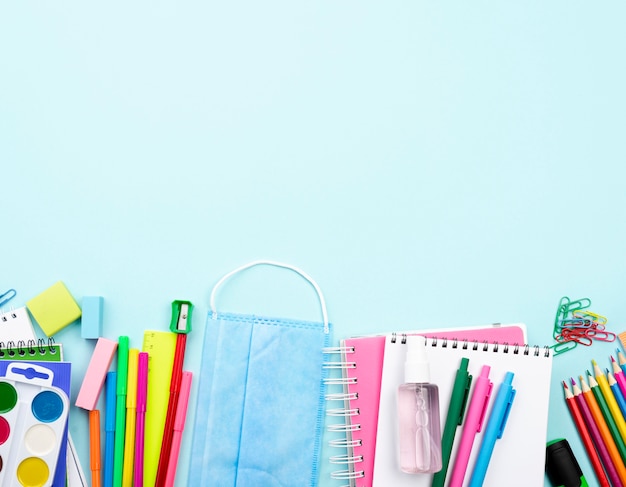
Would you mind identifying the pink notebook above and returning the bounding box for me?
[329,323,527,487]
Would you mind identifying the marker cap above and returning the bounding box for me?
[545,438,588,487]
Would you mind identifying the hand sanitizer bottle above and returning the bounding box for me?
[397,335,442,474]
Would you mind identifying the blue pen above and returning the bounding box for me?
[468,371,516,487]
[104,371,117,487]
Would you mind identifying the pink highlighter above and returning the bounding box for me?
[448,365,493,487]
[134,352,149,487]
[164,371,193,487]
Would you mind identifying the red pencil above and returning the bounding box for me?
[156,333,186,487]
[563,380,610,487]
[155,301,192,487]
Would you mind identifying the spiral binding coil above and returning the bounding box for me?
[0,309,19,322]
[391,333,551,357]
[323,345,364,486]
[0,337,58,359]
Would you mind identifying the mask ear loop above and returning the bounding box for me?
[209,259,330,334]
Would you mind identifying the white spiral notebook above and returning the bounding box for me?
[0,306,36,345]
[372,333,553,486]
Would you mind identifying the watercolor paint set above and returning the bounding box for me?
[0,362,69,487]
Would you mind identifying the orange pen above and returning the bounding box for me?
[90,409,102,487]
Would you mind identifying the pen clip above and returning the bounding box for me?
[0,288,16,308]
[477,382,493,433]
[497,388,516,438]
[170,300,193,334]
[458,373,473,426]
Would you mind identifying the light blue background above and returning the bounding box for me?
[2,2,625,486]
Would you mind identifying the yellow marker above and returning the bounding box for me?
[142,331,176,487]
[593,359,626,444]
[122,349,139,486]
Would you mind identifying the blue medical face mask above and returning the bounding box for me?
[188,261,332,487]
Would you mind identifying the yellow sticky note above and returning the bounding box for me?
[27,281,82,336]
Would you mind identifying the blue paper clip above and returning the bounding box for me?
[556,319,593,332]
[0,289,16,308]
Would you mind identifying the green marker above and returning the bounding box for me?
[545,438,589,487]
[113,336,129,487]
[431,357,472,487]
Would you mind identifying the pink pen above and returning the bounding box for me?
[448,365,493,487]
[164,371,193,487]
[134,352,149,487]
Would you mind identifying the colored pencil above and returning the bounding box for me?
[564,380,609,487]
[617,349,626,376]
[612,356,626,405]
[156,301,192,487]
[609,370,626,420]
[587,371,626,463]
[572,378,624,486]
[593,360,626,444]
[579,374,626,484]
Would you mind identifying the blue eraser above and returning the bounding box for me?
[81,296,104,339]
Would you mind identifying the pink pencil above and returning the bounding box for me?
[134,352,149,487]
[164,371,193,487]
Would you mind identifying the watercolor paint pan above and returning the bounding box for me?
[0,362,69,487]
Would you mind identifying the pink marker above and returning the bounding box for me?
[134,352,149,487]
[164,371,193,487]
[448,365,493,487]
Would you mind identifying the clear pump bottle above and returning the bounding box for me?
[397,336,442,474]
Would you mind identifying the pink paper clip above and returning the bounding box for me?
[586,329,616,342]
